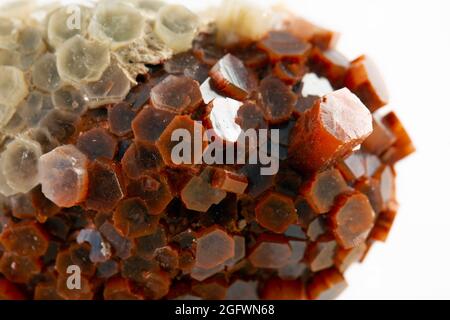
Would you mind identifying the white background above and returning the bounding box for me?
[13,0,450,300]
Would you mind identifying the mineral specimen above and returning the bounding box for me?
[0,0,414,301]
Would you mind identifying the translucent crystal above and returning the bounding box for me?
[32,53,61,92]
[0,48,20,67]
[77,229,111,263]
[38,145,89,207]
[89,2,146,48]
[52,85,88,115]
[154,5,199,53]
[83,64,131,108]
[0,66,28,109]
[132,0,166,19]
[47,6,92,48]
[56,35,110,85]
[0,17,19,50]
[1,137,42,194]
[0,104,16,128]
[216,0,273,46]
[17,26,45,54]
[17,91,54,128]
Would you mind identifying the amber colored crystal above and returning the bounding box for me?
[108,102,136,136]
[121,141,163,179]
[76,128,117,160]
[380,111,416,164]
[113,197,159,238]
[306,239,337,272]
[209,54,251,100]
[301,168,351,214]
[362,114,396,156]
[0,253,41,283]
[0,222,49,257]
[255,192,297,233]
[249,236,292,269]
[104,278,143,300]
[307,268,347,300]
[132,106,175,144]
[195,226,234,270]
[211,168,248,194]
[289,88,373,173]
[156,115,205,168]
[85,159,124,212]
[259,76,297,124]
[257,31,311,62]
[370,210,397,242]
[151,75,202,114]
[181,167,226,212]
[261,278,306,300]
[282,16,339,50]
[309,48,349,88]
[345,55,389,112]
[330,192,375,249]
[0,279,26,300]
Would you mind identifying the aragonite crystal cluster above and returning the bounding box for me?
[0,0,414,300]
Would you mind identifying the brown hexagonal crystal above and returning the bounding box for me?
[85,159,124,212]
[132,106,175,144]
[255,192,297,233]
[330,192,375,249]
[121,141,163,179]
[249,236,292,269]
[289,88,373,173]
[301,168,351,214]
[1,222,48,257]
[76,128,117,160]
[156,115,205,168]
[113,197,159,238]
[257,31,311,62]
[151,75,202,114]
[195,226,234,270]
[259,76,297,124]
[345,55,389,112]
[209,54,251,100]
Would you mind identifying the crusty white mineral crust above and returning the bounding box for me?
[56,35,110,85]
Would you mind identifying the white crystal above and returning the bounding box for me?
[89,2,146,49]
[301,73,334,98]
[1,137,42,194]
[209,97,243,143]
[132,0,166,19]
[38,144,89,208]
[215,0,273,45]
[0,48,20,67]
[83,64,131,109]
[17,91,54,128]
[17,26,45,54]
[0,66,29,109]
[47,6,92,49]
[32,53,61,92]
[52,85,88,115]
[56,35,110,85]
[154,4,199,53]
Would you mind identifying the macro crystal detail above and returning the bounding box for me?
[0,0,414,301]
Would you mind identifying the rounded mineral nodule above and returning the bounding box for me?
[0,0,415,301]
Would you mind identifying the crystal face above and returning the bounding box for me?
[0,1,414,301]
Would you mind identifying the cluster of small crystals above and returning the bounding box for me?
[0,2,415,300]
[0,0,201,185]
